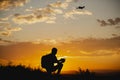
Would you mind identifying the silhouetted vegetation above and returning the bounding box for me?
[75,68,95,80]
[0,64,120,80]
[0,64,46,80]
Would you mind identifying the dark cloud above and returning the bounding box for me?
[108,19,115,25]
[63,36,120,51]
[0,31,11,36]
[112,34,118,37]
[0,0,29,10]
[14,13,21,17]
[115,26,120,28]
[0,36,120,58]
[73,0,80,2]
[115,17,120,24]
[0,38,13,45]
[97,19,107,26]
[0,38,12,43]
[97,17,120,26]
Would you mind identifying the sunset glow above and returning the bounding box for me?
[0,0,120,73]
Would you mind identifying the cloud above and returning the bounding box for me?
[0,38,13,45]
[0,22,11,28]
[5,27,22,32]
[31,36,120,53]
[60,36,120,56]
[79,49,120,56]
[73,0,80,2]
[48,1,69,9]
[0,36,120,58]
[48,0,78,9]
[0,38,13,43]
[115,26,120,28]
[97,17,120,26]
[64,10,92,18]
[112,34,118,37]
[33,7,63,15]
[12,0,73,24]
[32,39,60,45]
[13,13,56,24]
[46,20,56,24]
[0,22,22,36]
[0,31,11,36]
[97,19,107,26]
[33,36,120,56]
[64,49,120,58]
[13,7,64,24]
[0,17,9,21]
[0,0,29,10]
[58,36,120,53]
[0,27,22,36]
[12,0,92,24]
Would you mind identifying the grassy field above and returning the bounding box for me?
[0,64,120,80]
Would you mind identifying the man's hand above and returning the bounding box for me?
[59,58,65,63]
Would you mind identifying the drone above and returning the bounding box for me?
[76,6,85,9]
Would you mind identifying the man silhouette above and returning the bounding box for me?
[41,48,65,75]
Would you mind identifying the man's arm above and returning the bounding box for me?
[53,56,59,63]
[58,58,65,63]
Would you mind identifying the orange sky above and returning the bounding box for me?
[0,37,120,72]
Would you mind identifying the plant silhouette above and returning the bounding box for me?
[0,64,120,80]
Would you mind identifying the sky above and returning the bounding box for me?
[0,0,120,72]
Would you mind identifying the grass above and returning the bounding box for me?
[0,64,119,80]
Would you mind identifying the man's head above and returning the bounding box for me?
[51,48,57,55]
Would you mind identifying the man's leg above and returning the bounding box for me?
[46,68,52,75]
[49,63,63,75]
[56,63,63,74]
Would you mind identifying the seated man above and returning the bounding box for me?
[41,48,65,75]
